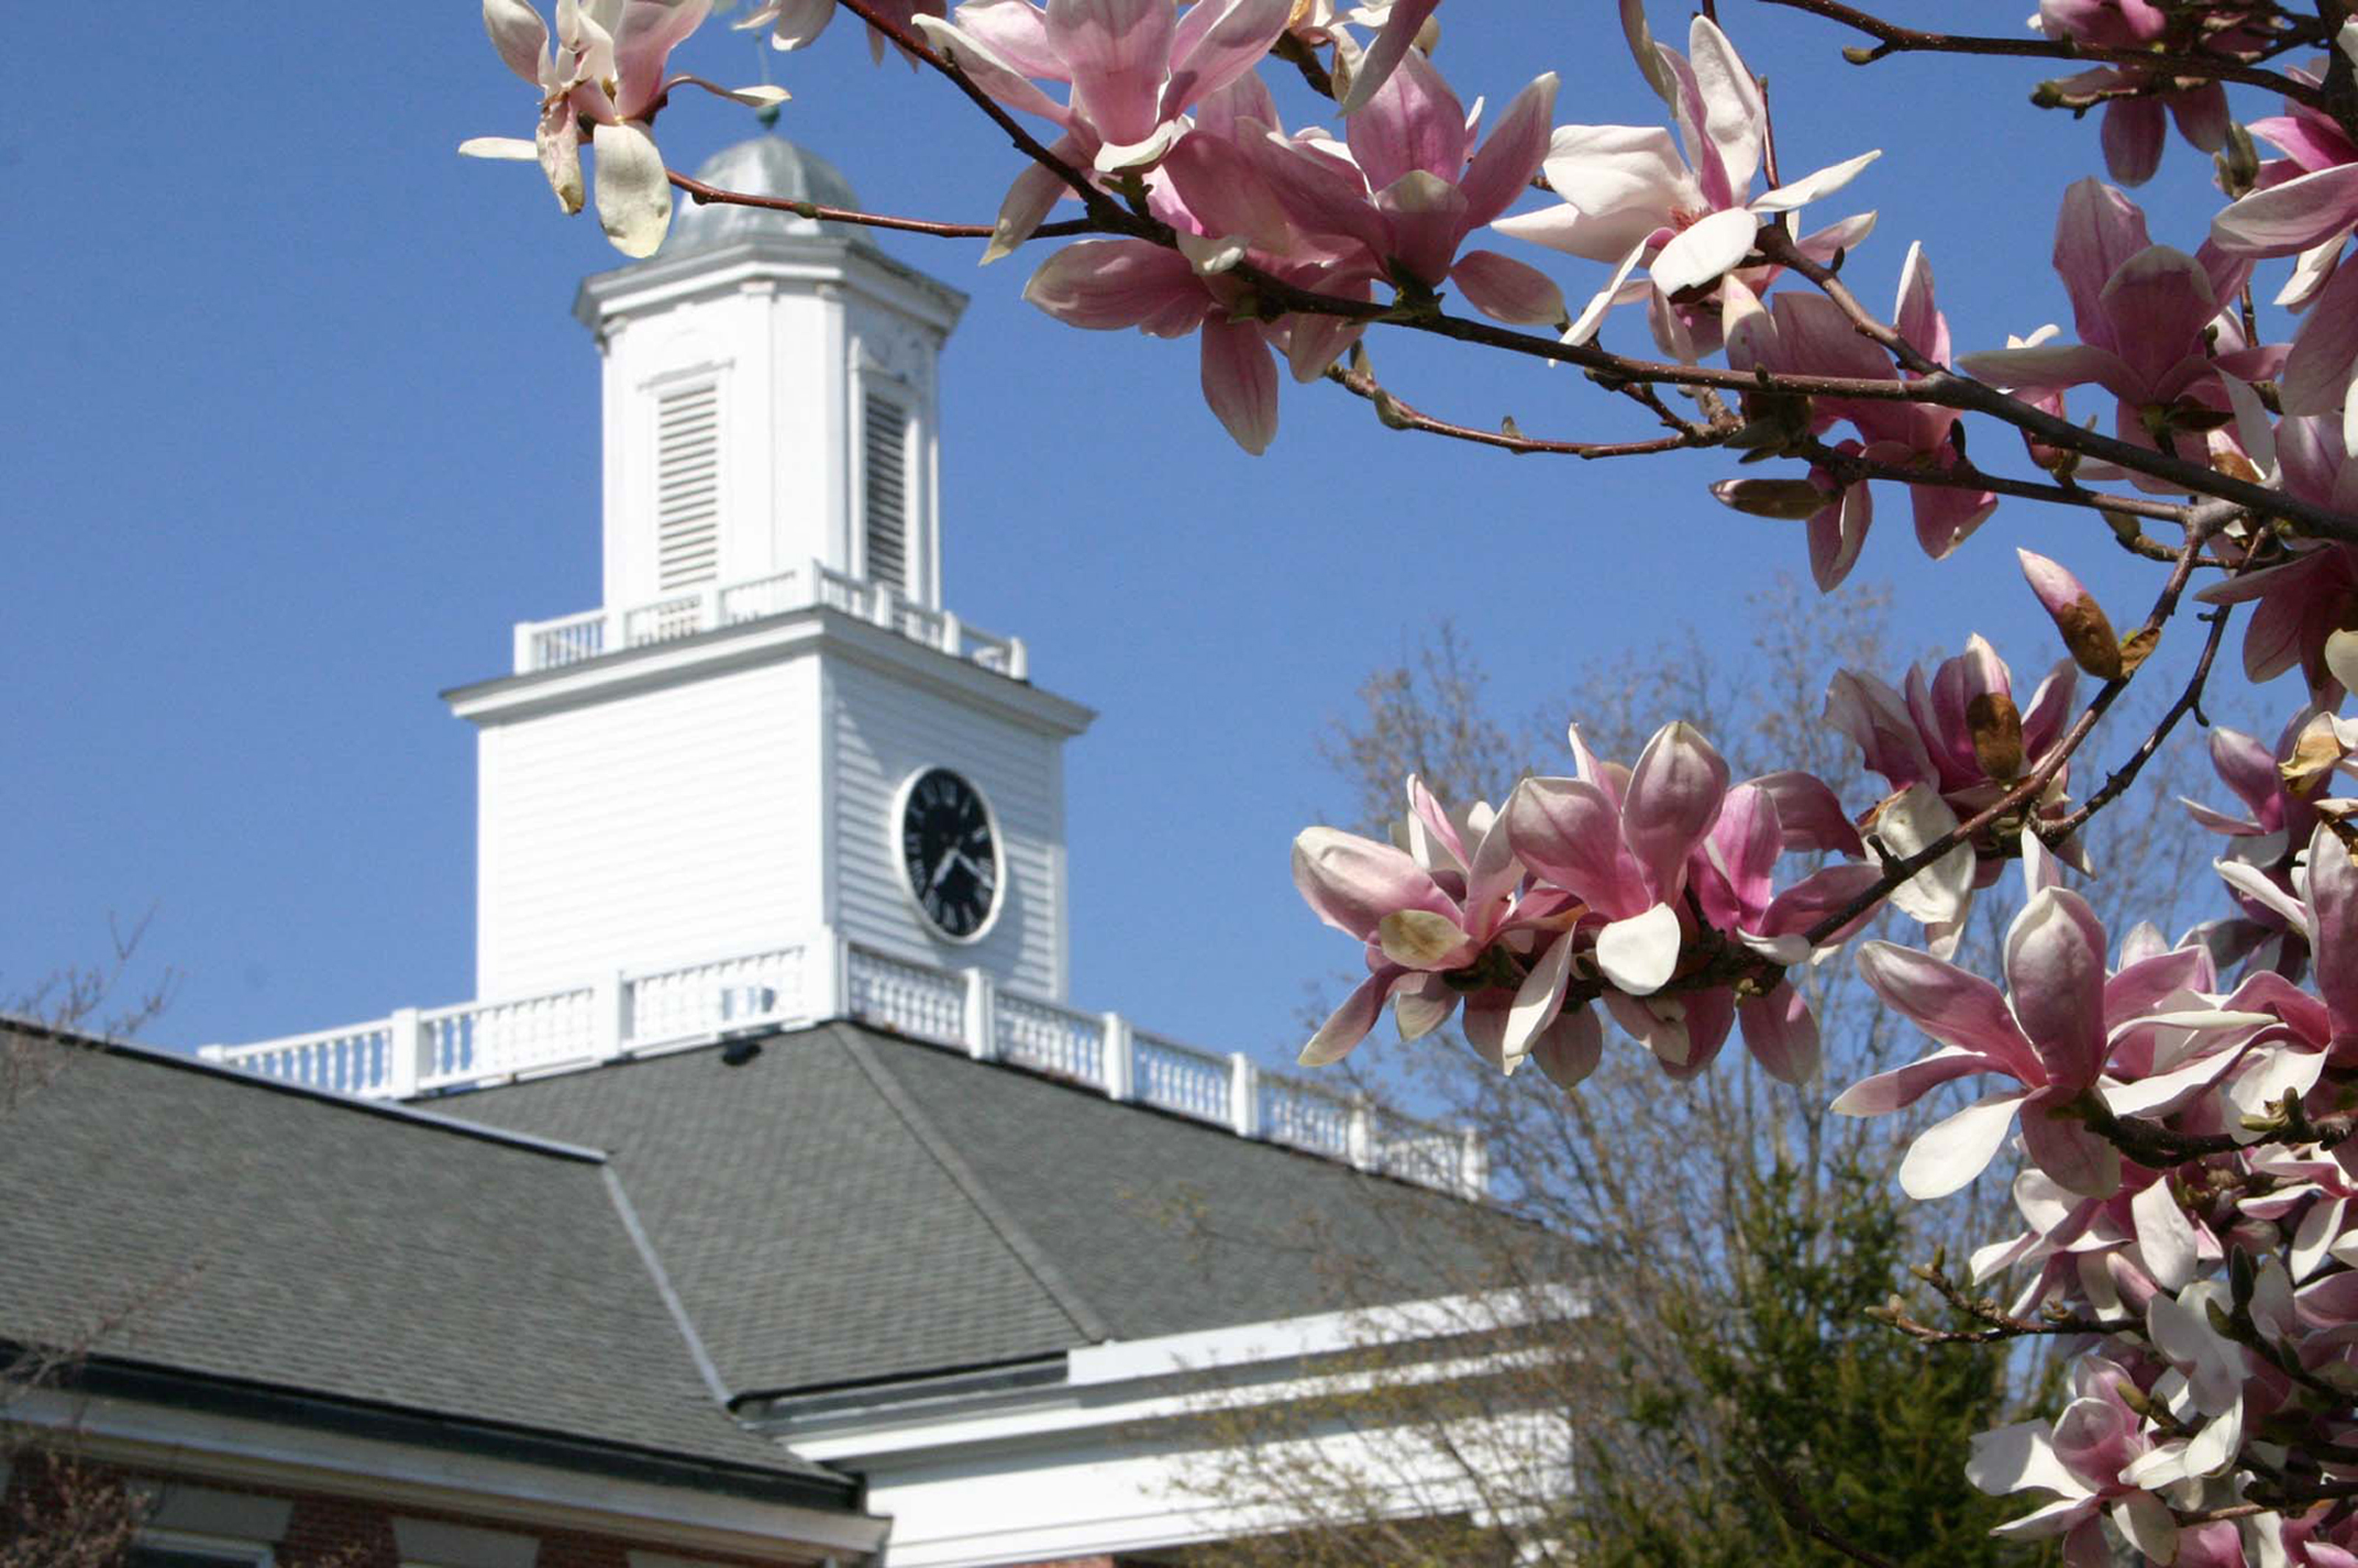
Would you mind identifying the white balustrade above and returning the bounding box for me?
[995,992,1105,1085]
[622,590,706,647]
[509,567,1021,682]
[204,935,1481,1196]
[846,947,966,1047]
[417,986,599,1091]
[1259,1075,1354,1159]
[1133,1031,1231,1123]
[202,1020,394,1097]
[633,946,806,1044]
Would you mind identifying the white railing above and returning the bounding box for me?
[1135,1031,1231,1123]
[203,944,811,1101]
[202,933,1482,1196]
[512,563,1028,682]
[995,992,1104,1084]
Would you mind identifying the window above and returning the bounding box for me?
[655,381,721,590]
[862,394,911,595]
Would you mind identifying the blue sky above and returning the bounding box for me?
[2,7,2286,1067]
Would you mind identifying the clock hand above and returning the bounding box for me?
[927,850,959,892]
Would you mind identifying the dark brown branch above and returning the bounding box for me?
[1322,363,1724,459]
[667,171,1096,242]
[1756,0,2322,104]
[2042,602,2235,837]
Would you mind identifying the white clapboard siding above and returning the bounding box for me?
[830,659,1064,1000]
[478,658,823,997]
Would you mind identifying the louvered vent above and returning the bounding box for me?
[863,394,911,593]
[655,383,720,590]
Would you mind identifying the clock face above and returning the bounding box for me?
[899,767,1001,940]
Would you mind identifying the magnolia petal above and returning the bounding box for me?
[1338,0,1440,115]
[2111,1493,2179,1567]
[1450,250,1569,328]
[1649,206,1759,294]
[484,0,552,83]
[458,136,541,160]
[2019,1094,2121,1198]
[2004,888,2109,1090]
[1300,966,1399,1065]
[1622,721,1731,899]
[1738,982,1819,1084]
[1750,148,1881,214]
[1901,1090,2024,1199]
[1531,1003,1605,1091]
[591,120,673,258]
[1378,908,1477,969]
[1503,932,1579,1056]
[2211,163,2358,259]
[1874,784,1976,930]
[2131,1174,2201,1292]
[1595,902,1682,994]
[1292,825,1454,940]
[1199,313,1279,454]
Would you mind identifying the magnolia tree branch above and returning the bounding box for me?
[1322,360,1722,459]
[1755,0,2326,105]
[657,164,2358,548]
[666,171,1099,241]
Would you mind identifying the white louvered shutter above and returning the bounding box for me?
[863,394,910,593]
[655,383,720,590]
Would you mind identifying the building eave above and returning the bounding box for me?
[443,604,1095,739]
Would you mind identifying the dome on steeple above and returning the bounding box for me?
[660,136,865,255]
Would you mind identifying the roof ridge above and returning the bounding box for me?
[1,1020,609,1163]
[832,1024,1110,1346]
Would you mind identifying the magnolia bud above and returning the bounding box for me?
[1967,691,2025,782]
[1709,477,1829,520]
[2018,548,2123,680]
[2282,713,2348,799]
[2216,121,2261,199]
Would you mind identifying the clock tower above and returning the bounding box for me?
[445,138,1093,1007]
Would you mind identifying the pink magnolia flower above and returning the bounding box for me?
[2211,66,2358,275]
[1489,14,1877,350]
[1023,80,1379,451]
[2035,0,2254,187]
[1291,778,1589,1076]
[1958,179,2277,495]
[1834,888,2129,1199]
[1714,248,1997,591]
[1966,1355,2179,1564]
[2181,716,2329,978]
[1824,635,2084,950]
[1504,724,1865,1081]
[916,0,1293,182]
[462,0,786,257]
[2197,414,2358,697]
[1243,48,1560,299]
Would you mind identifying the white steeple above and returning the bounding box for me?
[574,138,963,612]
[449,137,1093,1008]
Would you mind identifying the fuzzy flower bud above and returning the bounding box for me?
[2019,548,2123,680]
[1967,691,2025,782]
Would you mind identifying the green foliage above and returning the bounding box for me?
[1568,1155,2039,1567]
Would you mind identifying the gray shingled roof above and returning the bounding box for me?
[0,1028,849,1492]
[439,1022,1526,1397]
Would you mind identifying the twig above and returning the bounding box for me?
[1756,0,2321,104]
[1323,363,1725,459]
[667,170,1096,242]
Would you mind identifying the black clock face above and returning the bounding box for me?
[900,768,999,938]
